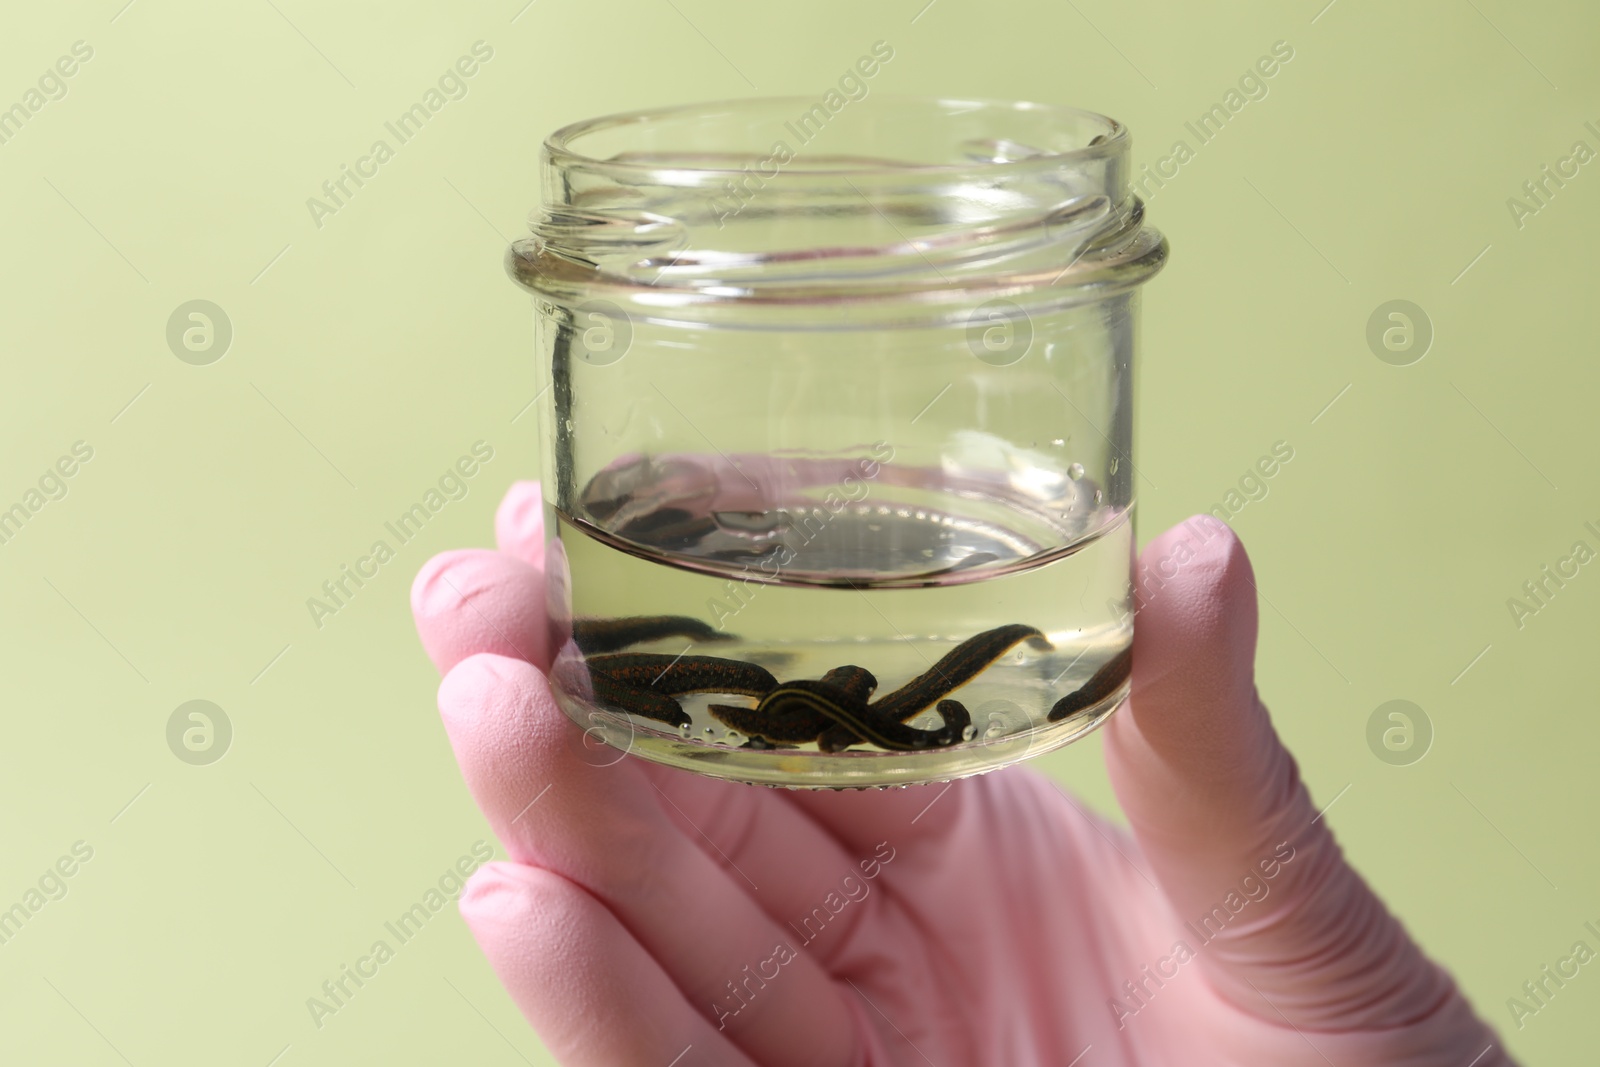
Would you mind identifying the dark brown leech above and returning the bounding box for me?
[707,664,874,742]
[734,665,877,749]
[872,624,1052,720]
[816,697,972,753]
[571,615,735,655]
[587,670,691,728]
[706,689,833,744]
[716,680,969,751]
[821,664,878,701]
[584,653,774,732]
[1047,646,1132,722]
[834,696,970,751]
[586,654,777,698]
[817,623,1052,751]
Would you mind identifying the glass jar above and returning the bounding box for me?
[508,96,1167,788]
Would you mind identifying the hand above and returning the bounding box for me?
[411,482,1514,1066]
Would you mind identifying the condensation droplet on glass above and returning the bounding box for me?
[1094,489,1104,504]
[1051,438,1066,447]
[1110,458,1119,474]
[1067,462,1085,480]
[564,418,575,432]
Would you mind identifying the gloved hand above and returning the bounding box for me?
[411,481,1514,1066]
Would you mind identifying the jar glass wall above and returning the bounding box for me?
[508,96,1167,787]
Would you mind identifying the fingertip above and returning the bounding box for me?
[1107,515,1301,902]
[457,861,757,1067]
[412,548,549,674]
[412,548,475,614]
[495,481,546,566]
[459,860,560,935]
[1129,515,1258,716]
[455,862,643,1051]
[436,652,676,877]
[1136,514,1255,612]
[438,653,561,773]
[1107,514,1275,823]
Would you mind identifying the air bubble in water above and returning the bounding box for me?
[678,723,692,739]
[985,722,1006,739]
[1067,462,1085,480]
[961,724,977,742]
[1110,458,1119,474]
[723,730,744,746]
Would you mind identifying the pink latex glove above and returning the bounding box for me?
[411,482,1514,1066]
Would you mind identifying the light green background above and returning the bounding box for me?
[2,0,1595,1063]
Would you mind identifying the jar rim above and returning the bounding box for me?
[518,95,1164,323]
[543,95,1126,180]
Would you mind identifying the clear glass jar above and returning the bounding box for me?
[508,96,1167,788]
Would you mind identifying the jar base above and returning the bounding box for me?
[551,682,1127,789]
